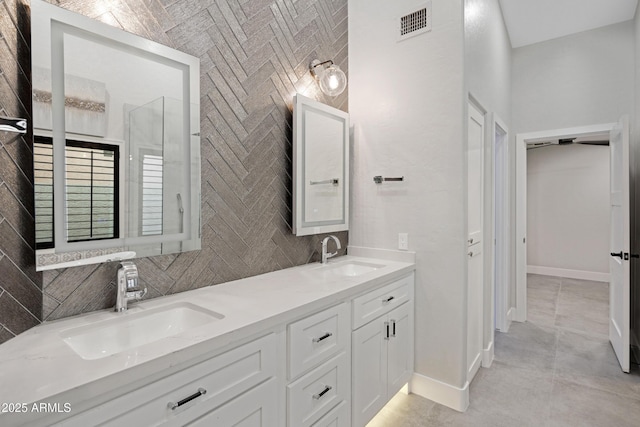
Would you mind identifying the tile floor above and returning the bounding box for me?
[367,274,640,426]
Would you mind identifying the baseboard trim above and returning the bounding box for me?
[482,340,494,368]
[410,373,469,412]
[527,265,609,283]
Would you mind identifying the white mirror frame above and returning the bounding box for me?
[292,94,349,236]
[32,0,201,259]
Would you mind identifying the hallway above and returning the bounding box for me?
[367,274,640,426]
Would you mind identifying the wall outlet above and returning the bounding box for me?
[398,233,409,250]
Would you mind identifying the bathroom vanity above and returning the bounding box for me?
[0,255,414,427]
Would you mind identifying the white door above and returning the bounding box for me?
[609,115,630,373]
[387,302,413,395]
[467,101,484,382]
[352,318,387,427]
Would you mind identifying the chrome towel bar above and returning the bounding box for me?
[310,178,339,186]
[0,116,27,134]
[373,176,404,184]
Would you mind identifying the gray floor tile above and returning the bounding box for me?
[424,403,522,427]
[554,329,640,399]
[560,278,608,302]
[528,274,562,290]
[494,322,558,372]
[468,361,554,424]
[366,391,436,427]
[546,378,640,427]
[555,291,609,337]
[527,297,558,327]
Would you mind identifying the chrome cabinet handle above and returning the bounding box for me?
[468,238,474,244]
[384,321,390,340]
[312,385,333,400]
[168,388,207,410]
[312,332,333,343]
[390,319,396,337]
[468,251,473,257]
[382,296,395,303]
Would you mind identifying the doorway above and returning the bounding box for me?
[514,121,632,373]
[515,123,616,321]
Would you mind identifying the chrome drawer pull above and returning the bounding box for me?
[168,388,207,410]
[382,296,395,303]
[312,332,333,343]
[312,385,333,400]
[391,319,396,337]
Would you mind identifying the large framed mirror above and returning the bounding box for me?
[31,0,201,270]
[292,94,349,236]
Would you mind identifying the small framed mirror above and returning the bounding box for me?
[292,94,349,236]
[31,0,201,270]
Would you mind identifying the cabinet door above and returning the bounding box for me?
[387,302,413,396]
[352,318,387,427]
[186,378,278,427]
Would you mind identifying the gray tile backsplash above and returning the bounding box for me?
[0,0,348,344]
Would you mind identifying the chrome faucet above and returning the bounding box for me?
[115,262,147,312]
[321,235,342,264]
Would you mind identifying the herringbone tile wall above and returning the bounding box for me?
[0,0,43,344]
[0,0,348,344]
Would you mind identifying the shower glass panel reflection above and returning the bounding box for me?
[128,96,184,254]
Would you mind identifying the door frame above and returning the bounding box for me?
[492,114,510,333]
[514,122,616,322]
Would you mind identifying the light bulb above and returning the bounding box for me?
[328,74,339,89]
[318,64,346,96]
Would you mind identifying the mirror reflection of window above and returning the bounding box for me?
[34,136,119,248]
[141,153,163,236]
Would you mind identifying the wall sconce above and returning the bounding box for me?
[310,59,347,96]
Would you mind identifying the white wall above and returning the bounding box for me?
[464,0,511,124]
[527,145,610,277]
[512,21,634,134]
[464,0,512,365]
[349,0,468,399]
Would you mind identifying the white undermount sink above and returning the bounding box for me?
[318,261,385,277]
[61,302,224,360]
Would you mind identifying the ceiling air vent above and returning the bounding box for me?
[399,2,432,41]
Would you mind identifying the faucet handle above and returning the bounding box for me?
[128,287,147,300]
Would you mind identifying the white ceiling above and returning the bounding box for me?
[498,0,638,48]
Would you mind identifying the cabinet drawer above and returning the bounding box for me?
[59,333,277,427]
[185,378,278,427]
[287,352,349,427]
[288,303,349,379]
[352,273,414,329]
[311,400,349,427]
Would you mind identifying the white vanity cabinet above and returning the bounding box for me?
[351,273,415,427]
[286,303,351,427]
[57,333,279,427]
[0,256,416,427]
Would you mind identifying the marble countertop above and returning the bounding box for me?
[0,254,414,424]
